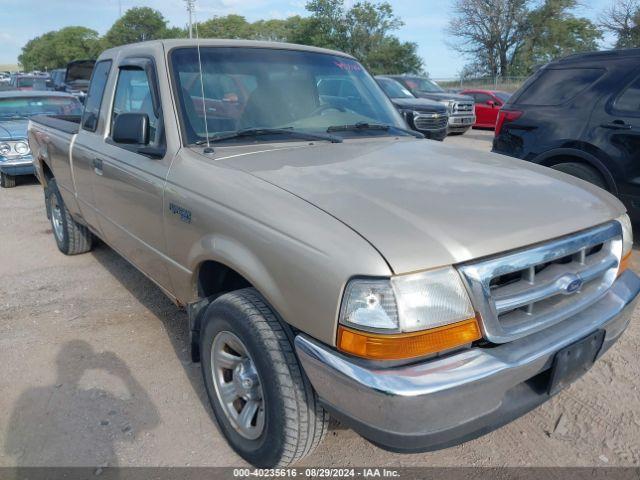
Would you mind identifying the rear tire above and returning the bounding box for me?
[0,172,16,188]
[200,288,328,467]
[46,178,93,255]
[551,162,608,190]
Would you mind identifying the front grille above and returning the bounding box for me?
[414,113,448,131]
[458,222,622,343]
[453,102,474,114]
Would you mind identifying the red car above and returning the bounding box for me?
[460,89,511,129]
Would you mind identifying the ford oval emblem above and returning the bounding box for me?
[566,278,583,293]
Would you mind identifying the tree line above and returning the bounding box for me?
[18,0,640,78]
[18,0,421,75]
[449,0,640,80]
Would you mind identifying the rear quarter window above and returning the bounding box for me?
[513,68,605,106]
[613,75,640,114]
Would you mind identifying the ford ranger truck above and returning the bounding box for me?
[28,39,639,468]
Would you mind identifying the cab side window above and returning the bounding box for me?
[614,76,640,114]
[111,67,161,145]
[82,60,112,132]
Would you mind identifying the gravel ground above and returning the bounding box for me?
[0,131,639,468]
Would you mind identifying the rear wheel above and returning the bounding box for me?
[46,178,93,255]
[200,288,328,467]
[551,162,608,190]
[0,172,16,188]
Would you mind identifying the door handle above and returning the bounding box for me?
[93,158,103,176]
[600,121,632,130]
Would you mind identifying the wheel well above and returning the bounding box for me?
[197,260,252,298]
[41,161,54,185]
[189,261,253,363]
[539,154,612,192]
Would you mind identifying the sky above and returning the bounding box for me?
[0,0,616,78]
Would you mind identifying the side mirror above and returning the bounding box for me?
[487,100,496,107]
[112,113,149,145]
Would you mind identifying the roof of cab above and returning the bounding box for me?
[100,38,355,60]
[554,48,640,65]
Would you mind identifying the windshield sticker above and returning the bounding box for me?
[334,60,362,72]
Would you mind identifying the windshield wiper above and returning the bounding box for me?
[195,128,342,146]
[326,122,423,138]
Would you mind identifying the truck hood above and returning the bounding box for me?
[216,139,625,274]
[0,119,28,140]
[390,97,448,113]
[413,91,473,103]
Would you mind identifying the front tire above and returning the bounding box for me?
[46,178,93,255]
[200,288,328,467]
[1,172,16,188]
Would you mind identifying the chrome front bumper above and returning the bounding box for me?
[448,115,475,130]
[0,154,34,175]
[295,269,640,452]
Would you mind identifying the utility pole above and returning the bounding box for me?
[118,0,122,18]
[185,0,195,39]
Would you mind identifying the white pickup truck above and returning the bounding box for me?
[28,39,638,467]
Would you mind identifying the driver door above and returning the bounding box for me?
[91,57,174,293]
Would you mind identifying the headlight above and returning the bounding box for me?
[338,268,481,360]
[617,213,633,275]
[0,143,10,156]
[14,141,30,155]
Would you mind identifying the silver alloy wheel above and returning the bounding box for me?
[211,331,265,440]
[50,194,64,242]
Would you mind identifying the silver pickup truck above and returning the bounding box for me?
[28,39,638,467]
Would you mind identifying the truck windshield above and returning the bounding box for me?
[377,78,414,99]
[404,77,443,93]
[171,47,406,145]
[0,96,83,118]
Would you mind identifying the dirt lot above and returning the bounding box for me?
[1,130,639,468]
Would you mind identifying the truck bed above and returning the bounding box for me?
[30,114,80,135]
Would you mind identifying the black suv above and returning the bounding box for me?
[375,76,449,140]
[493,49,640,221]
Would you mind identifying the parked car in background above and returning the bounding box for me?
[0,91,82,187]
[47,60,95,103]
[49,68,66,90]
[376,76,448,140]
[9,74,48,92]
[382,75,475,135]
[28,39,638,467]
[461,89,511,128]
[493,48,640,222]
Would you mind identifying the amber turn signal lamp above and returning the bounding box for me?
[337,317,482,361]
[618,251,632,276]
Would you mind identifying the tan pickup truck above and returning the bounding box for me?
[28,39,639,467]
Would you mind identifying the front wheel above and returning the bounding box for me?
[46,178,93,255]
[0,172,16,188]
[200,288,328,467]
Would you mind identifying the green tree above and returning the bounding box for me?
[305,0,423,73]
[19,27,100,71]
[102,7,170,48]
[511,0,602,74]
[194,2,422,73]
[366,37,423,74]
[198,14,254,39]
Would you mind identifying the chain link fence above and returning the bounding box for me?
[432,76,529,93]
